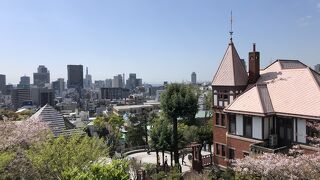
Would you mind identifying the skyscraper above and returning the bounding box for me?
[105,79,112,88]
[191,72,197,84]
[125,73,143,90]
[84,67,92,89]
[315,64,320,73]
[126,73,136,90]
[67,65,83,90]
[33,65,50,88]
[52,78,65,97]
[19,75,30,87]
[11,88,31,109]
[112,74,123,88]
[0,74,6,93]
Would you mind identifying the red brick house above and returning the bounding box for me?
[212,39,320,168]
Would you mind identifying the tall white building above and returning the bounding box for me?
[112,74,123,88]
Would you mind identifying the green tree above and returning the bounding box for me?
[197,122,213,152]
[126,115,145,147]
[160,83,198,165]
[204,90,213,119]
[27,134,109,179]
[62,159,130,180]
[93,116,109,138]
[92,114,124,155]
[149,116,173,166]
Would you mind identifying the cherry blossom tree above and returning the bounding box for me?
[233,120,320,179]
[0,117,49,151]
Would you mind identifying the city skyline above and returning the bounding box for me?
[0,0,320,84]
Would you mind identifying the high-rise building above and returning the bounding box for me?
[126,73,136,90]
[94,80,105,89]
[52,78,65,97]
[19,76,30,88]
[5,85,13,95]
[84,67,92,89]
[11,88,31,109]
[101,87,129,100]
[105,79,112,88]
[31,88,54,107]
[0,74,6,93]
[191,72,197,84]
[315,64,320,73]
[33,65,50,88]
[112,74,123,88]
[67,65,83,90]
[125,73,143,90]
[136,78,142,87]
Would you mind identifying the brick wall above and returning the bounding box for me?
[227,136,254,159]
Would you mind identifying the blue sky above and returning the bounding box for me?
[0,0,319,84]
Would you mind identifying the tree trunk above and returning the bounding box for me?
[156,150,159,165]
[173,118,179,165]
[144,120,149,146]
[162,150,165,166]
[170,150,173,167]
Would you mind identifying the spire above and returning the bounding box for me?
[229,11,233,43]
[212,40,248,86]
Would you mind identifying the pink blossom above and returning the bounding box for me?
[0,118,49,150]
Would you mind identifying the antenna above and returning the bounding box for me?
[229,11,233,43]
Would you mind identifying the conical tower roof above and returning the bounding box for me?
[212,42,248,86]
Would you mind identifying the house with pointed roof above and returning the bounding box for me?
[212,39,320,168]
[29,104,83,137]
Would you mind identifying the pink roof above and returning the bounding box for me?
[212,42,248,86]
[225,60,320,120]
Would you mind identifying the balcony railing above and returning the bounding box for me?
[250,142,289,154]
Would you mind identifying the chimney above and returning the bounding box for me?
[248,43,260,84]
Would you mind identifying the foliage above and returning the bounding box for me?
[62,159,130,180]
[183,170,213,180]
[126,114,146,147]
[143,163,157,177]
[178,122,212,151]
[196,123,213,149]
[16,110,34,120]
[92,114,124,155]
[151,166,181,180]
[0,151,15,173]
[204,90,213,119]
[27,134,109,179]
[160,83,199,122]
[149,115,172,165]
[160,83,199,164]
[0,110,18,120]
[108,114,125,129]
[93,116,109,138]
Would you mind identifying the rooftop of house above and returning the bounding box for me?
[29,104,83,136]
[212,42,248,86]
[113,104,154,111]
[224,59,320,120]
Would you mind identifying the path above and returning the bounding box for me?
[127,150,212,173]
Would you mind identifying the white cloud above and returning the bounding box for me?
[297,15,312,27]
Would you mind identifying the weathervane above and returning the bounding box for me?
[229,11,233,43]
